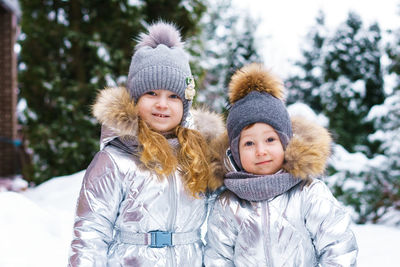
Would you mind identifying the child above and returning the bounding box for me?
[204,63,358,266]
[68,22,224,266]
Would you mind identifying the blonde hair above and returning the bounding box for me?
[138,119,177,175]
[137,119,218,197]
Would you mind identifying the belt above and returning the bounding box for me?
[118,230,201,248]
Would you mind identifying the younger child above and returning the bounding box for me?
[204,63,358,266]
[68,22,224,266]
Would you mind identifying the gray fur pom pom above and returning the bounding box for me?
[135,21,184,50]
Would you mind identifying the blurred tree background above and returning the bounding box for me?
[16,1,399,224]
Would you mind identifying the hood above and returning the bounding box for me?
[92,86,225,146]
[217,116,332,181]
[283,116,332,180]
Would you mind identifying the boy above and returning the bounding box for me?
[204,63,358,267]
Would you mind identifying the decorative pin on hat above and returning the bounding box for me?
[185,76,196,100]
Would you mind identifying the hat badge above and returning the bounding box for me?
[185,76,196,101]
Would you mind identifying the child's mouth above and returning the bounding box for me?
[153,113,169,118]
[256,160,272,165]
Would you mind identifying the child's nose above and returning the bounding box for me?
[256,144,267,156]
[156,97,168,108]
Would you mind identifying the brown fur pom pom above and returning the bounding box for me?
[228,63,285,104]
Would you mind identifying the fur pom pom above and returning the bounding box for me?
[92,87,138,136]
[135,21,184,50]
[228,63,285,104]
[283,116,332,180]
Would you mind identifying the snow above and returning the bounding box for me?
[0,171,84,267]
[0,170,399,266]
[287,102,329,127]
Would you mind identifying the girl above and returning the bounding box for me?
[68,22,224,266]
[204,63,358,266]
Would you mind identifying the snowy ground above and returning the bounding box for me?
[0,170,399,267]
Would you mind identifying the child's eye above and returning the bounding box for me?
[169,94,180,99]
[244,141,254,147]
[145,91,156,96]
[266,137,276,143]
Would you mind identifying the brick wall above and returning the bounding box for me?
[0,8,18,177]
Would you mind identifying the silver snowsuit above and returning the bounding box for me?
[204,117,358,267]
[68,87,224,267]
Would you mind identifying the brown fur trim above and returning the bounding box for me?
[190,108,225,143]
[92,87,138,136]
[283,116,332,180]
[228,63,284,104]
[190,109,226,191]
[207,131,230,189]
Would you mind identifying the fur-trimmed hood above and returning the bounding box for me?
[214,116,332,181]
[283,116,331,180]
[92,86,225,146]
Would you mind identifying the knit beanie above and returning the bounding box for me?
[226,63,292,171]
[127,21,195,125]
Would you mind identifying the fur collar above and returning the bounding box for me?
[92,86,225,143]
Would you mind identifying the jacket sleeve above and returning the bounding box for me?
[303,180,358,266]
[68,150,125,267]
[204,195,236,267]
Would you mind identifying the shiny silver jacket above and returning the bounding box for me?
[204,117,358,267]
[68,87,224,267]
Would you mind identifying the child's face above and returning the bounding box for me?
[239,123,284,175]
[137,89,183,133]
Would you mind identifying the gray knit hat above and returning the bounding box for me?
[127,21,195,124]
[226,63,292,171]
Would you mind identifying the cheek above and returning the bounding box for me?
[136,100,152,123]
[239,149,252,165]
[173,102,184,118]
[137,105,147,119]
[274,148,285,164]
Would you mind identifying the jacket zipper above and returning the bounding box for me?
[261,202,273,267]
[168,173,177,267]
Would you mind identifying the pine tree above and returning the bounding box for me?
[365,90,400,224]
[195,0,261,113]
[313,12,400,224]
[18,0,206,184]
[329,89,400,224]
[286,11,327,112]
[286,12,385,154]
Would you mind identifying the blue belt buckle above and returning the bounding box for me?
[149,230,172,248]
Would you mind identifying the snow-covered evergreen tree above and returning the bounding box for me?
[286,11,327,112]
[196,0,261,113]
[329,90,400,225]
[287,12,385,154]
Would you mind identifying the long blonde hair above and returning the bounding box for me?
[137,119,217,197]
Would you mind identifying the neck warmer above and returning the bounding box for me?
[224,171,302,202]
[109,133,179,155]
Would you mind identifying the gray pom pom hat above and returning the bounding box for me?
[226,63,292,171]
[127,21,195,125]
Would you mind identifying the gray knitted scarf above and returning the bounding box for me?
[224,170,302,202]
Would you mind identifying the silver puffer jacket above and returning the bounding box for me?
[68,87,224,267]
[204,117,358,267]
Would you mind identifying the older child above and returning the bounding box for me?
[68,22,224,267]
[204,63,358,266]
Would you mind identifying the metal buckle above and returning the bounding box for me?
[149,231,172,248]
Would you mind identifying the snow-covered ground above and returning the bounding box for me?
[0,170,399,267]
